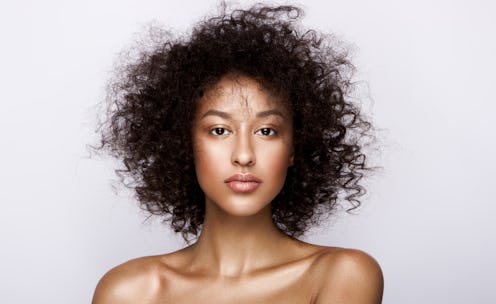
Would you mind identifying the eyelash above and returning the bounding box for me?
[209,127,232,136]
[256,128,277,136]
[208,127,277,136]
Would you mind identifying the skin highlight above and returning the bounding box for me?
[91,4,383,303]
[95,4,372,241]
[92,74,383,304]
[193,74,293,219]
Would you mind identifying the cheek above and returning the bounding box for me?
[193,140,209,178]
[257,142,292,181]
[193,139,227,182]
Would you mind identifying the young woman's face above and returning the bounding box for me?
[192,75,294,217]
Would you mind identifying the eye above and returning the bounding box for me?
[209,127,232,136]
[256,127,277,136]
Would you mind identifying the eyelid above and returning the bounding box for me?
[255,127,278,136]
[206,125,279,136]
[208,126,232,136]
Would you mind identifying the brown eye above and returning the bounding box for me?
[209,127,231,136]
[256,128,277,136]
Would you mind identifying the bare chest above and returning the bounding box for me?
[153,265,319,304]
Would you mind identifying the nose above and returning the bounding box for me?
[231,131,256,167]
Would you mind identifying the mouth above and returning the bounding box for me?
[225,173,262,193]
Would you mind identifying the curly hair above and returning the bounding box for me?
[96,3,373,243]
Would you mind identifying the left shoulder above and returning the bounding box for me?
[312,247,384,304]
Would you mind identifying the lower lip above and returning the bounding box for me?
[226,181,260,193]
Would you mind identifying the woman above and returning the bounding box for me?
[92,3,383,303]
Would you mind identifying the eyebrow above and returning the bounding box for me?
[200,109,286,120]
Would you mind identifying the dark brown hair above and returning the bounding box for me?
[96,3,373,242]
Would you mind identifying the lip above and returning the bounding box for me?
[225,173,262,193]
[225,173,262,183]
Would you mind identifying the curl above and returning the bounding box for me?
[94,3,374,242]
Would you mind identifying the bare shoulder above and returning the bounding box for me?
[312,247,384,304]
[91,255,172,304]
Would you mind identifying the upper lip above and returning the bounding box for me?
[225,173,262,183]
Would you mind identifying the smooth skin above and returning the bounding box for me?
[92,74,383,304]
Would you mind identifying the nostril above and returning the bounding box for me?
[232,151,256,166]
[233,159,255,166]
[231,136,256,166]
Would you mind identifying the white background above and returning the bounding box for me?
[1,0,495,303]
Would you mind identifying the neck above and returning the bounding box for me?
[189,201,293,278]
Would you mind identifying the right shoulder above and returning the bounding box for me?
[91,255,171,304]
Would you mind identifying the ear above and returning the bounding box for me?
[288,151,294,167]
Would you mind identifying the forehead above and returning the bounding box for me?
[196,74,290,118]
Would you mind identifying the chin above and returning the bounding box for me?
[209,196,271,217]
[224,205,268,217]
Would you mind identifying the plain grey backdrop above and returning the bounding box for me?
[1,0,495,303]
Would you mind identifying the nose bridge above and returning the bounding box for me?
[232,126,255,166]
